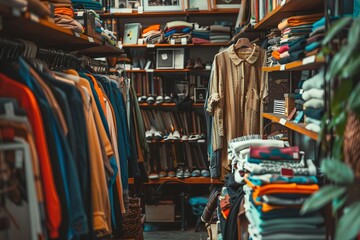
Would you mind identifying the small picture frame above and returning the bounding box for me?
[213,0,241,9]
[156,49,174,69]
[194,88,207,103]
[143,0,183,12]
[123,23,141,44]
[187,0,211,10]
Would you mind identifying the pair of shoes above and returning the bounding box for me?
[186,58,204,69]
[191,169,201,177]
[176,167,191,178]
[164,130,181,141]
[201,190,221,223]
[168,169,176,177]
[159,170,167,178]
[201,169,210,177]
[146,127,163,140]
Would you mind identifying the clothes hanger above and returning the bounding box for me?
[234,37,253,52]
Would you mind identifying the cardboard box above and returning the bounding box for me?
[145,204,175,222]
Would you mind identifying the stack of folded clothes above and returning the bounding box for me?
[276,13,323,64]
[164,21,193,44]
[191,26,210,44]
[305,17,325,57]
[142,24,164,44]
[71,0,102,10]
[238,144,325,240]
[209,24,231,43]
[294,79,305,112]
[40,0,83,33]
[266,28,281,66]
[302,68,325,133]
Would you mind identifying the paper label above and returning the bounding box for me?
[88,37,94,43]
[280,64,286,71]
[4,102,15,116]
[279,118,287,125]
[147,44,155,48]
[170,39,175,45]
[15,150,23,169]
[75,32,80,37]
[181,38,187,45]
[118,41,123,48]
[146,69,154,72]
[293,152,299,159]
[77,11,84,17]
[137,38,144,45]
[302,55,316,65]
[12,9,21,17]
[30,13,39,23]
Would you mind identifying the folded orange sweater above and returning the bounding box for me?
[272,50,281,60]
[143,24,161,34]
[278,13,323,30]
[54,7,74,18]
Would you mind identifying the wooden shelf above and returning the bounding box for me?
[254,0,324,30]
[262,113,318,140]
[262,55,325,72]
[139,103,204,107]
[128,177,223,185]
[127,69,210,73]
[147,139,206,143]
[101,9,238,18]
[76,42,124,57]
[121,42,228,48]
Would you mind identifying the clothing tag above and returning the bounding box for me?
[181,38,187,45]
[74,32,80,37]
[299,89,304,94]
[280,64,286,71]
[147,44,155,48]
[137,38,144,45]
[279,118,287,125]
[4,102,15,117]
[281,168,294,176]
[138,6,143,13]
[15,150,23,169]
[146,69,154,72]
[88,37,94,43]
[293,152,299,159]
[170,39,175,45]
[118,41,123,49]
[30,13,39,23]
[12,8,21,17]
[77,11,84,17]
[302,55,316,65]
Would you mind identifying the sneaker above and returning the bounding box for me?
[154,131,163,140]
[146,96,155,104]
[148,172,159,180]
[181,135,189,141]
[168,169,176,177]
[164,95,172,103]
[173,130,180,140]
[145,130,153,140]
[191,169,201,177]
[164,133,174,141]
[176,167,184,178]
[155,95,164,104]
[201,169,210,177]
[184,168,191,178]
[159,170,167,178]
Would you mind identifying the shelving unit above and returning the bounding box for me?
[128,177,222,185]
[127,69,210,73]
[263,113,318,140]
[121,42,228,48]
[0,6,123,57]
[139,103,204,107]
[262,55,325,72]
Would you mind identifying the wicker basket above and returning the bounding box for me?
[343,111,360,178]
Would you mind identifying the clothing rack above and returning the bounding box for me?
[37,48,83,70]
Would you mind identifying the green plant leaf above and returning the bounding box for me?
[322,17,352,46]
[332,195,348,215]
[301,185,347,215]
[332,136,344,160]
[347,18,360,46]
[326,46,354,81]
[332,111,347,136]
[347,83,360,115]
[335,201,360,240]
[331,79,353,113]
[321,158,354,184]
[341,56,360,79]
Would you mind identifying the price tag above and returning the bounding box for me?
[88,37,94,42]
[147,44,155,48]
[146,69,154,72]
[30,13,39,23]
[137,38,144,45]
[302,55,316,65]
[77,11,84,17]
[293,152,299,159]
[15,150,23,169]
[12,8,21,17]
[280,64,286,71]
[4,102,15,116]
[279,118,287,125]
[170,39,175,45]
[117,41,123,49]
[181,38,187,45]
[75,32,80,37]
[138,6,144,13]
[299,89,304,94]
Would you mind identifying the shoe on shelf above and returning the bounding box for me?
[189,134,201,142]
[186,58,194,69]
[173,130,181,140]
[159,170,167,178]
[145,130,153,140]
[154,131,163,140]
[191,169,201,177]
[181,135,189,141]
[164,95,173,103]
[201,169,210,177]
[176,167,184,178]
[138,95,147,103]
[155,95,164,104]
[184,168,191,178]
[164,133,174,141]
[168,169,176,177]
[194,58,204,69]
[148,172,159,180]
[146,95,156,104]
